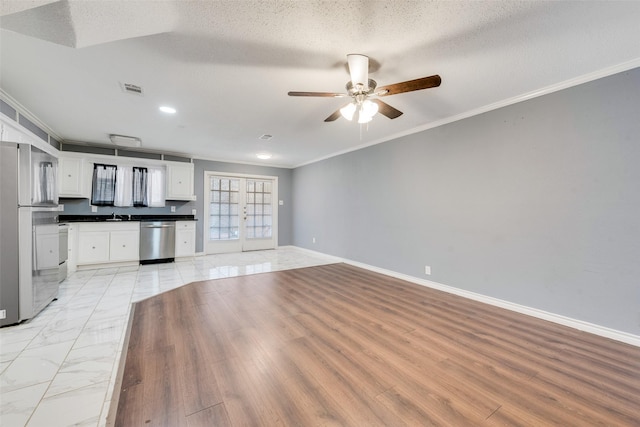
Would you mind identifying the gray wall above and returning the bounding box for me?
[292,67,640,335]
[194,159,293,252]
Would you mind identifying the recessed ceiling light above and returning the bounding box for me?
[259,134,273,140]
[256,152,272,160]
[159,106,176,114]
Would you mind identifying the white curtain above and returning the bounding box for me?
[132,167,148,207]
[146,166,166,207]
[91,164,117,206]
[33,161,56,204]
[114,166,133,207]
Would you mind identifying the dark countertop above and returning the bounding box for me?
[59,214,197,222]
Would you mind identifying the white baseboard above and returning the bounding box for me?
[291,246,640,347]
[76,261,139,271]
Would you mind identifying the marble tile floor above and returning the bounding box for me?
[0,247,340,427]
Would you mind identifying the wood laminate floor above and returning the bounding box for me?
[114,263,640,426]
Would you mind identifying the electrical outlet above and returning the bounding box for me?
[171,206,176,212]
[91,205,97,213]
[191,209,196,216]
[312,237,316,244]
[424,265,431,275]
[0,309,6,320]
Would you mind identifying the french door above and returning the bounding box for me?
[204,172,278,254]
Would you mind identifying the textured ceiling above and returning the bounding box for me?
[1,1,640,167]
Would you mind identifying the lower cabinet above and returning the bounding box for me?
[77,222,140,266]
[34,224,60,269]
[109,231,140,262]
[67,224,77,273]
[175,221,196,257]
[77,231,110,264]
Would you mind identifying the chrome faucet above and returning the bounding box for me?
[111,212,116,220]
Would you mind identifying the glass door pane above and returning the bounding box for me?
[208,177,240,241]
[245,179,273,240]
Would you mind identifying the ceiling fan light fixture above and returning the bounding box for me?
[361,99,378,117]
[340,102,357,121]
[356,100,378,124]
[347,54,369,89]
[357,111,373,124]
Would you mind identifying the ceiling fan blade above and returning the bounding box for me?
[371,99,403,119]
[376,75,441,97]
[288,91,346,97]
[324,108,343,122]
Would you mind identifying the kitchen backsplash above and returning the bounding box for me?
[60,198,196,216]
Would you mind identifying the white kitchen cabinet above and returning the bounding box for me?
[109,231,140,261]
[166,163,196,200]
[77,222,140,266]
[175,221,196,257]
[67,223,77,273]
[34,225,59,269]
[77,231,110,264]
[59,156,86,197]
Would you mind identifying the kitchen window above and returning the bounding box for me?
[91,163,165,207]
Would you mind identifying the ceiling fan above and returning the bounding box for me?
[288,54,441,123]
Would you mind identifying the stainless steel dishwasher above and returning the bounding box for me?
[139,221,176,263]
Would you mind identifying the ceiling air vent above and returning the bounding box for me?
[121,83,144,96]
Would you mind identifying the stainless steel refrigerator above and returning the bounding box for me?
[1,142,60,326]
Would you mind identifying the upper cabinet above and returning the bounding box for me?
[57,153,196,201]
[59,156,87,198]
[166,163,196,201]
